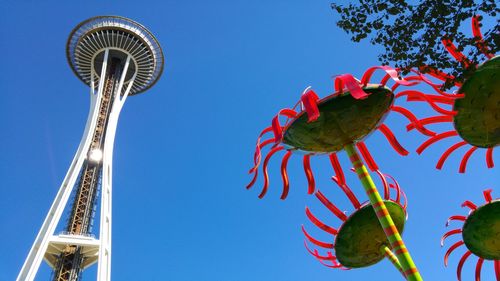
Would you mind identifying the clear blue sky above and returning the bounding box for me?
[0,1,498,280]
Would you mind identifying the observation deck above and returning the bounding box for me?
[66,16,164,95]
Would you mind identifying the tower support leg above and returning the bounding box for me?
[17,50,135,281]
[97,54,133,281]
[16,50,109,281]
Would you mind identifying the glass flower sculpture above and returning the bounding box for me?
[303,171,408,278]
[405,16,498,173]
[441,189,499,280]
[246,66,431,280]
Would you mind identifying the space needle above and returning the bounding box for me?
[17,16,164,281]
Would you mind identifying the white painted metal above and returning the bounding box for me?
[17,49,134,281]
[67,16,163,95]
[17,49,109,281]
[44,234,100,270]
[97,55,134,281]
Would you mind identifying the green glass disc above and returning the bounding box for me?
[462,200,500,260]
[334,201,406,268]
[282,86,394,153]
[454,56,500,148]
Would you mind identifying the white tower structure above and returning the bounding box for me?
[17,16,164,281]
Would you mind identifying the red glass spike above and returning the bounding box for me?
[251,127,273,164]
[461,200,477,210]
[446,215,467,227]
[441,229,462,246]
[475,258,484,281]
[486,147,494,168]
[391,106,436,136]
[442,38,472,68]
[417,66,455,82]
[279,150,292,200]
[459,146,478,173]
[436,141,468,170]
[279,108,298,118]
[375,170,390,200]
[259,146,284,198]
[378,124,409,156]
[301,89,320,122]
[411,67,463,91]
[457,251,472,281]
[271,116,283,142]
[472,15,494,59]
[254,126,273,147]
[384,173,402,205]
[397,90,457,115]
[406,94,455,105]
[249,138,276,173]
[321,251,339,262]
[401,188,408,210]
[257,126,273,138]
[303,155,315,195]
[305,207,338,235]
[271,108,297,142]
[304,242,337,261]
[494,260,500,280]
[331,177,361,209]
[391,73,459,98]
[391,75,422,91]
[391,72,461,99]
[317,256,344,268]
[315,190,348,221]
[356,142,379,171]
[380,73,391,86]
[444,241,465,266]
[483,189,493,203]
[417,130,459,155]
[301,225,334,249]
[361,65,418,87]
[246,169,258,190]
[316,250,343,268]
[329,153,346,185]
[334,74,368,100]
[406,115,453,131]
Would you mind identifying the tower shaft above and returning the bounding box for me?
[67,60,119,236]
[17,49,134,281]
[51,59,121,281]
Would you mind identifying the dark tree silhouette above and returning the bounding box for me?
[331,0,499,88]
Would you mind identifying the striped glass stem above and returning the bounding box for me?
[344,144,423,281]
[381,245,405,278]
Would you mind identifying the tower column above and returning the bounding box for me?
[17,51,108,281]
[97,54,134,281]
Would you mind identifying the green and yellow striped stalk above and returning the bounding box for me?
[381,245,405,278]
[344,143,423,281]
